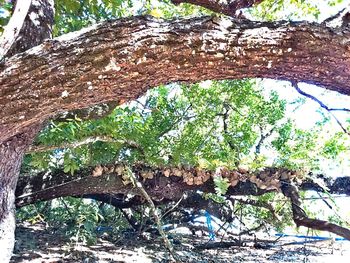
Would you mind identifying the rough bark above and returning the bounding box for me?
[1,16,350,142]
[53,101,119,122]
[0,125,40,263]
[0,1,54,261]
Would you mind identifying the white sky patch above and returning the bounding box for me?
[199,80,213,89]
[261,79,350,130]
[216,16,233,30]
[0,8,10,18]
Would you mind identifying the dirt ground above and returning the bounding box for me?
[10,223,350,263]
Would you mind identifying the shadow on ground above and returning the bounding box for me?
[10,223,350,263]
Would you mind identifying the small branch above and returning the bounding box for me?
[161,194,185,220]
[60,198,74,219]
[292,82,350,112]
[239,223,265,236]
[27,136,143,154]
[292,81,350,136]
[322,6,350,28]
[125,167,181,262]
[171,0,264,17]
[255,126,274,156]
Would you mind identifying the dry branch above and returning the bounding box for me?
[125,166,180,262]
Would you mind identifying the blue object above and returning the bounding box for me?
[205,210,216,241]
[275,233,347,241]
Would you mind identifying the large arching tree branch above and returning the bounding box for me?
[16,164,350,206]
[15,163,350,239]
[1,16,350,143]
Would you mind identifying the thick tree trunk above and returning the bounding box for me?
[0,1,54,261]
[0,126,39,263]
[1,16,350,142]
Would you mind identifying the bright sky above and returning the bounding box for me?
[262,80,350,130]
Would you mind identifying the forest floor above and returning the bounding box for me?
[10,222,350,263]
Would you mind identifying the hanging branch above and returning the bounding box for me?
[281,181,350,240]
[291,81,350,136]
[161,194,185,220]
[125,166,181,262]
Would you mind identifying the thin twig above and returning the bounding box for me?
[255,126,275,157]
[292,81,350,136]
[60,198,74,219]
[125,166,181,262]
[161,194,185,220]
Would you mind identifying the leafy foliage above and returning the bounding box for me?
[25,80,346,174]
[0,0,12,34]
[17,197,130,245]
[249,0,321,21]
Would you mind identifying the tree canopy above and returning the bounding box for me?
[1,0,350,262]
